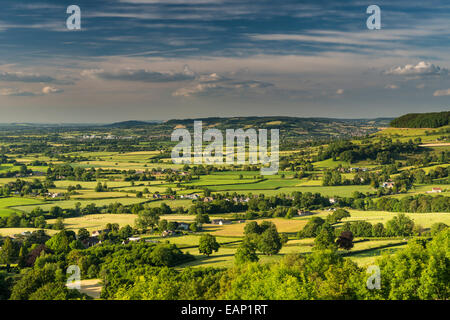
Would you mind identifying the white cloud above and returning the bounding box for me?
[433,89,450,96]
[81,65,196,82]
[197,73,224,82]
[0,86,63,97]
[385,61,448,77]
[248,24,450,51]
[42,86,63,94]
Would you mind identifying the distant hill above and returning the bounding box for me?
[105,120,163,128]
[165,116,392,129]
[101,116,393,144]
[0,116,395,147]
[390,111,450,128]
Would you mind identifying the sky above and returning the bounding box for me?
[0,0,449,123]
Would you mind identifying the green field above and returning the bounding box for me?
[11,197,149,213]
[0,197,45,217]
[309,209,450,228]
[212,184,375,197]
[176,235,409,269]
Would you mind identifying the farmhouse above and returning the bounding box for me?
[211,219,232,225]
[177,222,190,230]
[122,237,141,245]
[181,193,200,200]
[428,187,442,193]
[81,236,100,248]
[382,181,395,188]
[161,230,175,237]
[91,229,109,237]
[232,196,250,203]
[46,192,64,198]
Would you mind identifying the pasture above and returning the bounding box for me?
[213,185,375,197]
[330,210,450,228]
[176,234,410,269]
[0,197,45,217]
[11,197,149,213]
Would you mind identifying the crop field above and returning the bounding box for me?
[0,208,14,217]
[203,218,309,237]
[0,164,23,172]
[296,179,323,186]
[185,176,262,187]
[68,191,134,199]
[47,214,138,231]
[313,159,349,168]
[112,186,177,193]
[145,199,194,208]
[374,126,450,143]
[0,228,58,237]
[339,210,450,228]
[72,160,182,170]
[52,180,135,189]
[12,197,149,213]
[209,178,302,191]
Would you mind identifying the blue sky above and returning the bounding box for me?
[0,0,449,122]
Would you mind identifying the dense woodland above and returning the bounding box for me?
[390,111,450,128]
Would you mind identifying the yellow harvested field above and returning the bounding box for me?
[159,214,230,222]
[204,218,308,237]
[47,214,138,231]
[266,121,282,125]
[419,143,450,147]
[0,228,58,237]
[121,151,161,155]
